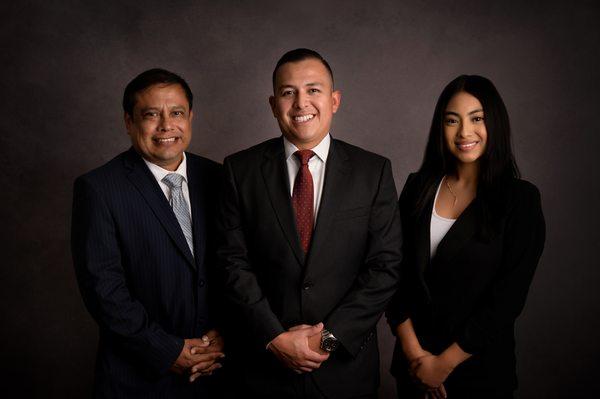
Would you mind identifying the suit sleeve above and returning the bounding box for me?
[216,158,285,347]
[71,176,183,375]
[325,159,403,357]
[455,183,546,354]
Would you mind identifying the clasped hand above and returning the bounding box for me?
[409,352,451,399]
[170,329,225,382]
[268,322,329,373]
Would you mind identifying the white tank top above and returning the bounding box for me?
[430,179,456,258]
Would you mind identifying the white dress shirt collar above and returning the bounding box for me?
[283,134,331,163]
[143,153,188,183]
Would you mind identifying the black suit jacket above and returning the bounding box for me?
[71,148,222,398]
[217,137,402,398]
[387,172,545,391]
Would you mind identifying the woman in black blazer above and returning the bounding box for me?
[387,75,545,399]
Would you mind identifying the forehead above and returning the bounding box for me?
[446,91,483,112]
[274,58,332,87]
[134,83,189,109]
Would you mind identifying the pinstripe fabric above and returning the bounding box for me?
[162,173,194,255]
[72,148,222,398]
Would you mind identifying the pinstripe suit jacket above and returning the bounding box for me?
[72,148,222,398]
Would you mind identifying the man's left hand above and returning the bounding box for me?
[189,329,225,382]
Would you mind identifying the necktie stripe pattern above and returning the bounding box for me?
[162,173,194,256]
[292,150,315,253]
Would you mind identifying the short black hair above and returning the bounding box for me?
[122,68,193,117]
[272,48,334,89]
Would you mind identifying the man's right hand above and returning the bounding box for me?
[268,322,329,373]
[170,338,224,378]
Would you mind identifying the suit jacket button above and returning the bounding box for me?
[199,279,205,287]
[302,282,313,290]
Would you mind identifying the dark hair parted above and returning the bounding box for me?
[122,68,193,117]
[272,48,334,89]
[416,75,520,236]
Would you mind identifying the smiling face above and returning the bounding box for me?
[269,58,341,149]
[125,83,193,171]
[443,91,487,166]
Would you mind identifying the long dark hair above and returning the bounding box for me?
[416,75,520,236]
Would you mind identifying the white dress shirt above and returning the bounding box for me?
[143,153,192,220]
[430,179,456,258]
[283,134,330,223]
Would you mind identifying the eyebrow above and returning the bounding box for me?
[444,109,484,116]
[277,82,324,90]
[139,105,187,113]
[139,107,159,113]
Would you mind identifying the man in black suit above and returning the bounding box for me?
[217,49,403,398]
[72,69,224,398]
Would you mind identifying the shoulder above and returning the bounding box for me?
[186,152,222,175]
[498,178,542,209]
[74,150,130,188]
[223,137,281,167]
[400,171,435,199]
[332,138,389,167]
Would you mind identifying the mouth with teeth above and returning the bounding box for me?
[455,141,479,151]
[153,137,180,145]
[292,114,315,123]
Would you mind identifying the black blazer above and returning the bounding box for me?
[217,137,402,398]
[71,148,222,398]
[387,172,545,391]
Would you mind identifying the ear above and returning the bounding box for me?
[331,90,341,114]
[189,110,194,122]
[269,95,278,118]
[124,112,133,135]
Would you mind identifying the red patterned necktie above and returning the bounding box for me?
[292,150,315,253]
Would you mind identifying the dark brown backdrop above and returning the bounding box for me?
[1,0,598,397]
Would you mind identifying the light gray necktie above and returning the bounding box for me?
[162,173,194,256]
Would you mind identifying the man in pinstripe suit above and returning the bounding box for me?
[72,69,224,398]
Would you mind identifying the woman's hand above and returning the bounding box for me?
[411,354,453,389]
[407,352,447,399]
[425,384,447,399]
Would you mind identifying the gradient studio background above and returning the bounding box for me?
[2,0,598,397]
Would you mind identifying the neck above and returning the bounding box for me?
[284,133,328,150]
[452,162,479,186]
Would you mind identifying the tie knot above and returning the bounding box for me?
[162,173,184,189]
[294,150,315,166]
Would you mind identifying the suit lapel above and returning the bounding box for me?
[261,139,305,266]
[305,140,351,268]
[432,199,477,267]
[123,148,196,269]
[186,154,206,271]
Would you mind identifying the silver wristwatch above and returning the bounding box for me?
[320,328,339,352]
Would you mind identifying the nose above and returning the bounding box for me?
[457,120,471,138]
[158,113,174,132]
[293,91,308,109]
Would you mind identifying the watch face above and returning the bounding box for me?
[323,337,339,352]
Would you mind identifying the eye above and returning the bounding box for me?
[472,116,484,123]
[143,111,158,118]
[444,118,458,125]
[172,111,184,117]
[309,88,321,94]
[281,89,294,96]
